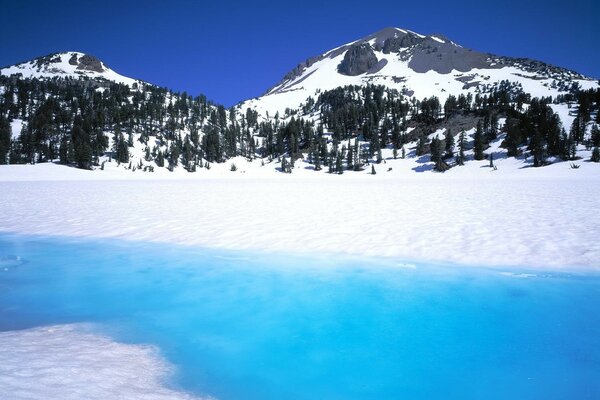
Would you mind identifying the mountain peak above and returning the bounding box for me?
[0,51,139,86]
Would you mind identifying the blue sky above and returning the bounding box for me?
[0,0,598,106]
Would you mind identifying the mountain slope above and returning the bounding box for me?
[0,33,599,176]
[0,52,228,173]
[239,27,599,119]
[0,51,140,86]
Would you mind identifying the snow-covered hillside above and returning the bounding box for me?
[238,27,599,120]
[0,28,599,176]
[0,51,140,86]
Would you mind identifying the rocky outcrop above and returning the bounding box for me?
[382,34,423,53]
[76,54,104,73]
[337,43,378,76]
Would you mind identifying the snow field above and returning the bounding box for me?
[1,163,599,271]
[0,324,206,400]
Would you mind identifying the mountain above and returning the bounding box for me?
[0,51,140,86]
[239,27,598,119]
[0,51,227,172]
[0,30,599,175]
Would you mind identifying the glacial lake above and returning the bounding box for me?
[1,233,599,399]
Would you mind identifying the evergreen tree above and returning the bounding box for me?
[71,121,92,169]
[416,133,428,156]
[457,130,466,165]
[591,124,600,148]
[473,122,485,160]
[115,132,129,164]
[155,150,165,167]
[531,129,546,167]
[59,135,69,165]
[336,152,343,174]
[503,119,522,157]
[444,129,454,158]
[488,114,498,141]
[346,142,354,170]
[0,115,10,164]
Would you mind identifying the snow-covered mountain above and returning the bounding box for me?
[0,30,599,176]
[0,51,140,86]
[239,27,599,118]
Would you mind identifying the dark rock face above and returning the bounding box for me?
[337,43,379,76]
[382,34,423,53]
[69,54,78,65]
[407,39,493,74]
[76,54,104,73]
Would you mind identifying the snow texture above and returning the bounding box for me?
[0,324,206,400]
[1,163,599,272]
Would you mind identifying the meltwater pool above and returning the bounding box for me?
[0,233,599,399]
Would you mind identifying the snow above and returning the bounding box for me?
[0,324,206,400]
[549,103,576,131]
[0,52,140,87]
[10,119,24,139]
[243,27,599,127]
[1,161,599,272]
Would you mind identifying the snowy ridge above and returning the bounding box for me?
[239,27,599,120]
[0,51,140,86]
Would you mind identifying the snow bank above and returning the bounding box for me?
[0,324,205,400]
[1,164,599,271]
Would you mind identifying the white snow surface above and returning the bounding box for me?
[10,119,24,139]
[0,52,139,86]
[0,324,206,400]
[1,162,599,272]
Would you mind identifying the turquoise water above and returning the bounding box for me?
[1,233,599,399]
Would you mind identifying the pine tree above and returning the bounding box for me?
[444,129,454,158]
[0,115,11,164]
[591,124,600,148]
[488,114,498,141]
[314,144,322,171]
[531,129,546,167]
[336,152,343,174]
[71,117,92,169]
[155,150,165,167]
[570,117,584,145]
[416,133,428,156]
[59,136,69,165]
[473,122,485,160]
[346,143,354,170]
[457,130,466,165]
[592,147,600,163]
[503,119,522,157]
[116,133,129,164]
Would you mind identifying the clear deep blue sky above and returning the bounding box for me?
[1,0,598,106]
